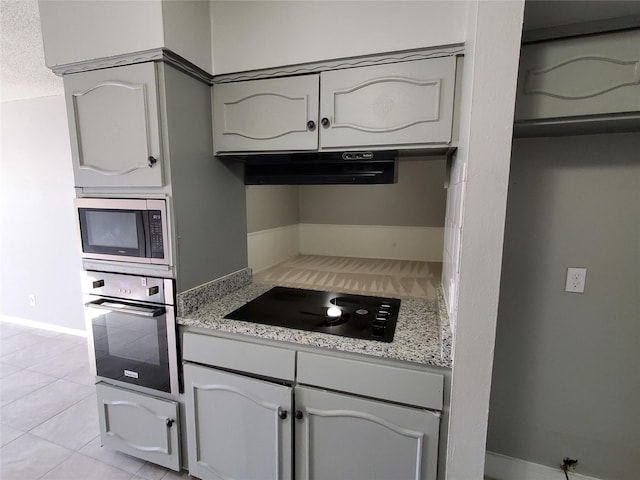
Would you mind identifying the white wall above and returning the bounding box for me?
[210,0,468,74]
[488,132,640,480]
[38,0,164,67]
[161,0,213,73]
[38,0,213,73]
[443,1,524,479]
[0,95,84,331]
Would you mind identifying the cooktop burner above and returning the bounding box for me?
[225,287,400,342]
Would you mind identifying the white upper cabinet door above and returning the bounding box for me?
[515,29,640,121]
[184,363,293,480]
[213,75,320,153]
[295,386,440,480]
[64,62,163,188]
[319,57,456,150]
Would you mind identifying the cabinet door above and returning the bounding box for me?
[213,75,319,153]
[319,57,456,149]
[64,62,163,187]
[295,386,440,480]
[184,363,293,480]
[515,29,640,121]
[95,383,180,470]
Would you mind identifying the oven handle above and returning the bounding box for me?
[85,299,165,318]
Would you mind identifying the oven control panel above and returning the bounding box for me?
[82,270,174,305]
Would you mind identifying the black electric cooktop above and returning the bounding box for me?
[225,287,400,342]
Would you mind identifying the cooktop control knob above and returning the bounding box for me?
[372,318,387,338]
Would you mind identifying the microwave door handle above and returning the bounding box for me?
[85,300,165,318]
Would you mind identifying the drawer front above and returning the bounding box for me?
[182,332,296,381]
[515,29,640,121]
[297,352,443,410]
[96,382,180,470]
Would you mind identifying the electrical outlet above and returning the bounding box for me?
[565,267,587,293]
[29,294,37,307]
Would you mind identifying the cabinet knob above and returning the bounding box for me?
[166,418,175,428]
[321,117,330,128]
[294,410,303,420]
[307,120,316,131]
[148,156,158,167]
[278,408,288,420]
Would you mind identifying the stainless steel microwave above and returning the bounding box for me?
[75,198,170,265]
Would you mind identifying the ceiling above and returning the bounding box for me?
[0,0,62,102]
[2,1,640,102]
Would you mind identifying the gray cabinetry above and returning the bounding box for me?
[319,57,456,149]
[515,29,640,122]
[295,386,440,480]
[213,75,320,153]
[182,332,444,480]
[95,382,180,470]
[212,57,457,154]
[64,62,163,188]
[184,363,293,480]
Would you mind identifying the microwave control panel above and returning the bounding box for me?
[148,211,165,259]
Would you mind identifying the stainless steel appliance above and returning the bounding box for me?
[75,198,170,265]
[83,271,179,394]
[226,287,401,342]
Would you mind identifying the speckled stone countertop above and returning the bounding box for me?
[177,269,452,368]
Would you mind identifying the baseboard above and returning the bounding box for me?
[485,452,602,480]
[247,224,300,273]
[299,224,444,262]
[0,314,86,337]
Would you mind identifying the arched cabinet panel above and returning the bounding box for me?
[319,57,456,149]
[96,383,180,470]
[64,62,163,187]
[213,75,320,153]
[515,29,640,122]
[184,363,293,480]
[295,386,440,480]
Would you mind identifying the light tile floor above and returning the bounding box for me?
[0,321,190,480]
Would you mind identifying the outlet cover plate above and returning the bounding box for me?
[565,267,587,293]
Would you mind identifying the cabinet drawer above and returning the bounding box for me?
[182,332,296,381]
[515,29,640,121]
[96,382,180,470]
[297,352,443,410]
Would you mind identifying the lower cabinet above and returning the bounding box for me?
[295,386,440,480]
[184,363,293,480]
[95,382,181,470]
[182,338,442,480]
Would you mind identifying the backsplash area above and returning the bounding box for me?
[253,255,442,300]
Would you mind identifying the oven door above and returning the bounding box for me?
[85,297,179,394]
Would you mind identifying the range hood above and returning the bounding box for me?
[229,151,398,185]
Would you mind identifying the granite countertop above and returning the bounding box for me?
[176,268,452,368]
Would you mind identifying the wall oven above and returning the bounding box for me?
[75,198,170,265]
[83,271,179,395]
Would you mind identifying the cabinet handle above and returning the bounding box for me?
[294,410,303,420]
[321,117,330,128]
[278,408,288,420]
[307,120,316,131]
[148,156,158,167]
[166,418,175,427]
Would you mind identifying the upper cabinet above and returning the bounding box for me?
[64,62,164,188]
[213,56,457,154]
[515,29,640,123]
[213,74,320,152]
